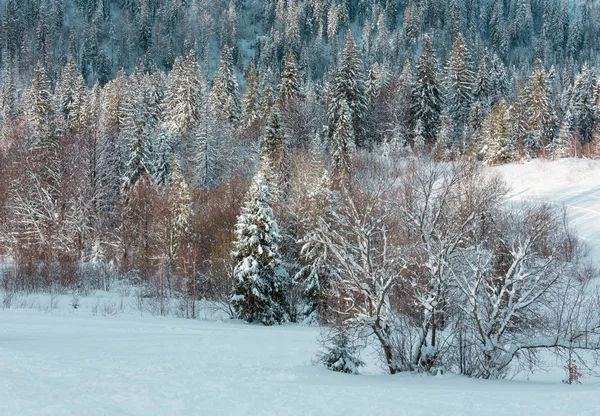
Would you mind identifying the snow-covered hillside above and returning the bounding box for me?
[1,159,600,416]
[495,158,600,262]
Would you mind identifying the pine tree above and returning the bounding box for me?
[296,170,335,324]
[569,64,596,145]
[192,102,232,189]
[26,64,53,148]
[122,132,150,193]
[510,80,530,159]
[317,327,364,374]
[490,54,508,107]
[151,128,173,186]
[242,62,261,126]
[553,116,572,159]
[231,163,288,325]
[168,157,192,259]
[474,49,492,109]
[278,51,302,102]
[482,98,513,165]
[260,83,275,120]
[444,33,474,148]
[412,35,441,146]
[263,111,289,199]
[413,119,426,155]
[327,31,369,148]
[331,99,353,189]
[212,45,241,125]
[164,52,204,136]
[525,59,557,156]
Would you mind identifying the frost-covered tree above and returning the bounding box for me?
[168,157,192,260]
[412,35,441,146]
[193,103,233,189]
[524,60,557,155]
[482,98,513,165]
[316,327,364,374]
[263,111,290,198]
[569,64,597,145]
[231,163,289,325]
[151,129,173,186]
[164,52,204,136]
[25,64,53,148]
[327,31,369,148]
[278,51,302,102]
[212,45,241,125]
[553,116,572,159]
[242,62,261,127]
[330,99,353,189]
[122,131,151,193]
[444,33,474,147]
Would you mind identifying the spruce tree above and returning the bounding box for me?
[331,99,353,189]
[553,117,572,159]
[482,98,513,165]
[212,45,241,126]
[444,33,474,148]
[231,163,288,325]
[525,59,557,155]
[26,64,53,148]
[263,111,289,199]
[122,133,150,193]
[168,157,192,259]
[569,64,596,145]
[278,51,302,102]
[327,31,369,148]
[242,62,261,126]
[412,35,441,146]
[164,52,204,136]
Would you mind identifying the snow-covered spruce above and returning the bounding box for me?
[316,327,364,375]
[230,162,288,325]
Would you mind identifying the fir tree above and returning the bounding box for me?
[444,33,474,148]
[151,129,173,186]
[482,98,513,165]
[327,31,369,148]
[164,52,204,136]
[168,157,192,259]
[525,59,557,155]
[242,62,261,126]
[122,133,150,193]
[569,64,597,145]
[412,35,441,146]
[231,163,288,325]
[331,99,353,189]
[553,117,572,159]
[317,327,364,375]
[278,51,302,102]
[212,45,241,126]
[263,111,290,199]
[26,64,53,148]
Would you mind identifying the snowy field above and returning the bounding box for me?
[1,158,600,416]
[1,307,600,416]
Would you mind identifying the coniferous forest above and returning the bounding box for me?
[1,0,600,379]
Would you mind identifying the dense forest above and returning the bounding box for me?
[1,0,600,379]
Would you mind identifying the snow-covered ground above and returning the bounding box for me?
[1,158,600,416]
[495,158,600,262]
[1,307,599,416]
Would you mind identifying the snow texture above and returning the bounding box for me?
[1,306,599,416]
[495,158,600,262]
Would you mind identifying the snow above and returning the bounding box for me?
[1,302,600,416]
[495,158,600,262]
